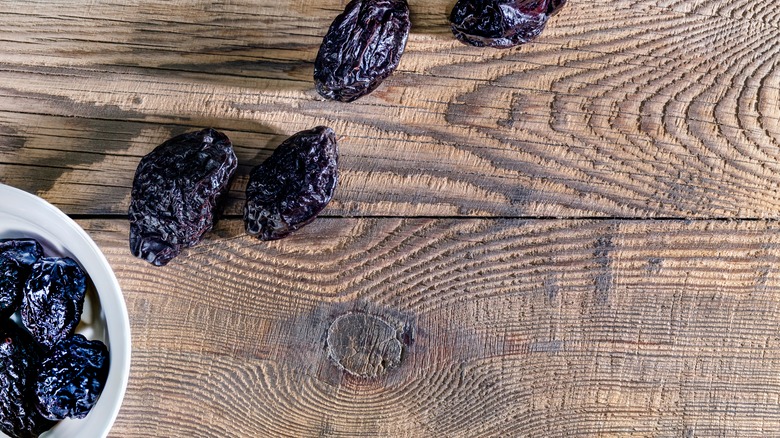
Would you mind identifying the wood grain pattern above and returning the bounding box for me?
[1,0,779,217]
[3,1,780,437]
[83,218,780,437]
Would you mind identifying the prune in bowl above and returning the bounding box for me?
[0,184,130,438]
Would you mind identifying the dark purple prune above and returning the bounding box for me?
[21,257,86,349]
[0,321,55,438]
[547,0,567,15]
[129,128,238,266]
[244,127,338,240]
[314,0,411,102]
[0,239,43,320]
[449,0,566,48]
[34,334,109,420]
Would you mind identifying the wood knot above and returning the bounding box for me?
[326,312,403,378]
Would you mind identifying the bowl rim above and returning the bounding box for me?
[0,183,131,438]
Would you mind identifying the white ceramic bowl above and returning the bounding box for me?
[0,184,130,438]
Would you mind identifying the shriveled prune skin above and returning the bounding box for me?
[21,258,86,350]
[129,128,238,266]
[548,0,567,15]
[0,239,43,320]
[314,0,411,102]
[34,334,109,420]
[449,0,565,48]
[0,321,55,438]
[244,127,338,240]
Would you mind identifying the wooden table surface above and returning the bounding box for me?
[2,0,780,436]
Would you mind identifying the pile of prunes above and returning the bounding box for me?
[0,239,109,438]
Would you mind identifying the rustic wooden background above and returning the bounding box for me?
[2,0,780,436]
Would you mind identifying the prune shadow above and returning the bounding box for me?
[121,4,327,94]
[119,1,461,92]
[0,102,148,215]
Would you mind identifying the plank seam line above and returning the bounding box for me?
[66,214,780,222]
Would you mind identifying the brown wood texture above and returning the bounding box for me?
[0,0,778,217]
[2,0,780,436]
[87,218,780,437]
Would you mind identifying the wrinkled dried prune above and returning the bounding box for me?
[21,257,86,349]
[314,0,411,102]
[0,321,54,438]
[0,240,43,267]
[244,127,338,240]
[129,128,238,266]
[0,239,43,320]
[449,0,566,48]
[34,334,109,420]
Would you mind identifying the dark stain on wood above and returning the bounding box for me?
[317,419,334,438]
[543,275,559,303]
[594,236,614,304]
[528,339,564,354]
[497,92,530,129]
[647,257,663,275]
[755,264,771,292]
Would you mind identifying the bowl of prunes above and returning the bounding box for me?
[0,183,130,438]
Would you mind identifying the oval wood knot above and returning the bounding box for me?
[326,312,403,378]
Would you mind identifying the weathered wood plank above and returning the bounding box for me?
[86,218,780,437]
[1,0,779,217]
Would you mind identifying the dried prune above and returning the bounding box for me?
[129,128,238,266]
[314,0,411,102]
[449,0,566,48]
[21,257,86,349]
[244,127,338,240]
[34,334,109,420]
[0,321,54,438]
[0,239,43,320]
